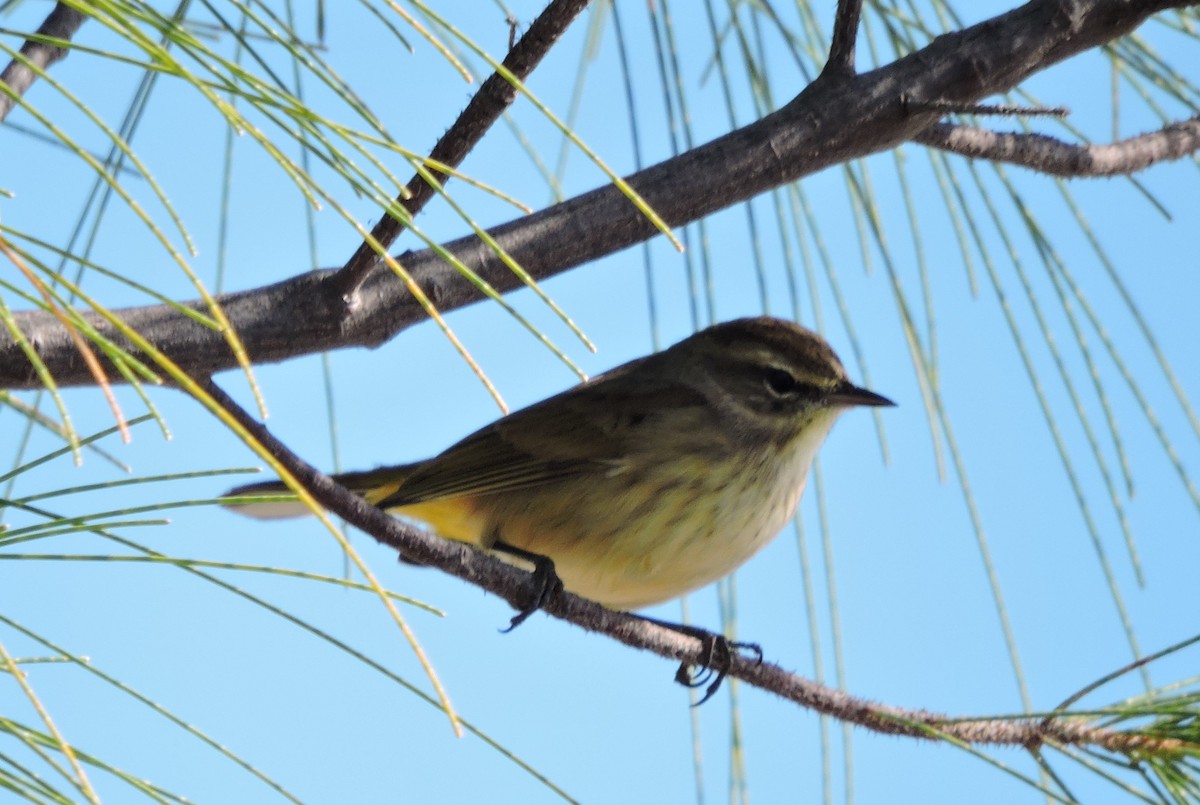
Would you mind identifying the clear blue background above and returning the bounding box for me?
[2,2,1199,803]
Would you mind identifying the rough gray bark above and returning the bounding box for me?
[1,0,1194,389]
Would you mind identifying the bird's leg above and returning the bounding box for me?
[492,540,564,632]
[633,615,763,705]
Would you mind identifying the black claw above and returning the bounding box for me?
[695,671,726,706]
[680,662,726,705]
[675,661,714,689]
[493,540,562,632]
[735,640,764,665]
[670,632,735,706]
[634,614,762,705]
[503,607,535,633]
[692,633,733,706]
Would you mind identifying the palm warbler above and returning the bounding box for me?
[223,316,893,610]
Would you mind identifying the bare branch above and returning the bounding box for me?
[915,117,1200,176]
[826,0,864,76]
[336,0,593,298]
[199,376,1192,757]
[0,3,87,124]
[2,0,1195,389]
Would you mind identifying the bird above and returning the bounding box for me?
[223,316,893,618]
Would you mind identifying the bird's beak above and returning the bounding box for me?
[828,381,895,408]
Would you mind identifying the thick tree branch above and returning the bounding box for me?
[199,376,1191,757]
[2,0,1195,389]
[915,116,1200,176]
[336,0,592,297]
[0,3,87,124]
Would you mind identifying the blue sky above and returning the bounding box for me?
[2,2,1199,803]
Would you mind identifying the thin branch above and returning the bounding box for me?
[915,117,1200,176]
[335,0,593,298]
[2,0,1196,388]
[0,3,87,124]
[198,376,1192,757]
[825,0,864,76]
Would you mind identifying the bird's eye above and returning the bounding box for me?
[764,368,798,396]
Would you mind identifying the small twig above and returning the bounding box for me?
[905,98,1070,118]
[335,0,591,299]
[507,13,519,52]
[915,117,1200,177]
[825,0,864,77]
[0,2,88,124]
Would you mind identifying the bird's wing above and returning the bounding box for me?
[376,356,708,507]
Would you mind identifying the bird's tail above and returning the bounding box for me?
[221,465,413,520]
